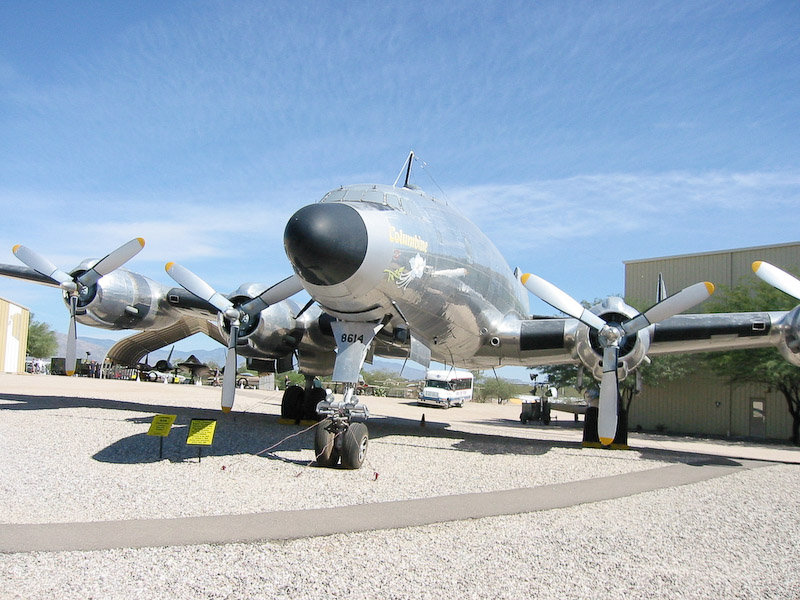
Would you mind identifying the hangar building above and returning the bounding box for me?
[624,242,800,441]
[0,296,30,374]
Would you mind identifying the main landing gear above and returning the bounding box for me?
[280,379,370,469]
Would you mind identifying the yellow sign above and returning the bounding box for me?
[147,414,177,437]
[186,419,217,446]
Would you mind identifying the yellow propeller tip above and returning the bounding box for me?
[165,262,175,272]
[137,237,146,247]
[704,282,715,295]
[520,273,530,284]
[12,244,20,253]
[66,371,75,377]
[599,437,615,446]
[752,261,763,273]
[221,406,232,413]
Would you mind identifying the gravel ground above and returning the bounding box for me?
[1,374,799,599]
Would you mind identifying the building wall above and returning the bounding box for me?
[0,296,30,374]
[628,372,792,440]
[624,242,800,307]
[624,242,800,442]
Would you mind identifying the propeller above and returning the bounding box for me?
[752,261,800,301]
[521,273,714,446]
[165,262,302,412]
[12,238,145,376]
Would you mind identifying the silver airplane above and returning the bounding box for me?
[4,154,800,469]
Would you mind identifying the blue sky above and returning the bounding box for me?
[1,1,799,374]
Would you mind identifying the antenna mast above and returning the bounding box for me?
[403,150,414,188]
[393,150,415,188]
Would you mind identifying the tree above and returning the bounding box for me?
[534,364,580,391]
[534,343,698,414]
[26,316,57,359]
[703,277,800,445]
[475,373,518,403]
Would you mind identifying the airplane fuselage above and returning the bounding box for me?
[284,184,530,366]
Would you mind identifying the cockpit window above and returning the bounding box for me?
[384,194,402,210]
[319,187,404,211]
[320,189,347,203]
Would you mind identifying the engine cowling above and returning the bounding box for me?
[572,296,652,381]
[218,283,304,358]
[69,264,183,331]
[775,306,800,367]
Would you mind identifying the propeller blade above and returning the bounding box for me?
[165,262,235,315]
[753,261,800,301]
[642,281,715,323]
[623,281,715,336]
[12,245,75,290]
[77,238,145,287]
[240,274,303,317]
[521,273,607,331]
[66,295,78,376]
[221,324,239,413]
[598,345,619,446]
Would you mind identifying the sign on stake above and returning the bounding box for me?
[147,414,177,460]
[186,419,217,463]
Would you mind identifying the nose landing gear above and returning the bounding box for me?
[314,384,370,469]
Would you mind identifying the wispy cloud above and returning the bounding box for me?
[449,170,800,257]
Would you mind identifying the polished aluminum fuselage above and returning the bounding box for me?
[303,184,530,366]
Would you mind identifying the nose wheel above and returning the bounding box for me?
[314,384,370,469]
[314,418,369,469]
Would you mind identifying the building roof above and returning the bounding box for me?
[624,241,800,265]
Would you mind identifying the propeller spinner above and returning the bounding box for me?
[13,238,145,376]
[165,262,302,412]
[521,273,714,446]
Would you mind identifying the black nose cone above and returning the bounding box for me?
[284,203,368,286]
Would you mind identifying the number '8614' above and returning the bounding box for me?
[341,333,365,344]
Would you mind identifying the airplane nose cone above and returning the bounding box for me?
[284,203,368,286]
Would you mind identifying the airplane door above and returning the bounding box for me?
[749,398,766,438]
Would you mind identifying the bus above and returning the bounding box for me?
[418,369,474,408]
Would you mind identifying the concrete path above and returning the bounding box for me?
[0,458,762,553]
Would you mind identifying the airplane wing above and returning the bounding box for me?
[648,312,777,355]
[106,315,225,366]
[0,264,62,287]
[491,309,785,369]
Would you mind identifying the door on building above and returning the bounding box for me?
[749,398,766,438]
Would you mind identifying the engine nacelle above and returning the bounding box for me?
[70,264,183,331]
[572,297,652,382]
[774,306,800,367]
[220,283,304,358]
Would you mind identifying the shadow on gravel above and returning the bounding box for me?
[92,418,310,464]
[686,457,743,467]
[0,392,222,418]
[2,391,730,467]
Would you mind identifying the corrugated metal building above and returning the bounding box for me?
[624,242,800,440]
[0,296,30,374]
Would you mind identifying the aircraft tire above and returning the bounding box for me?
[314,419,340,467]
[340,422,368,470]
[304,387,326,421]
[281,385,304,420]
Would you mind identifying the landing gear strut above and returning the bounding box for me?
[303,318,383,469]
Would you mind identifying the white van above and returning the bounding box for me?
[418,369,474,408]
